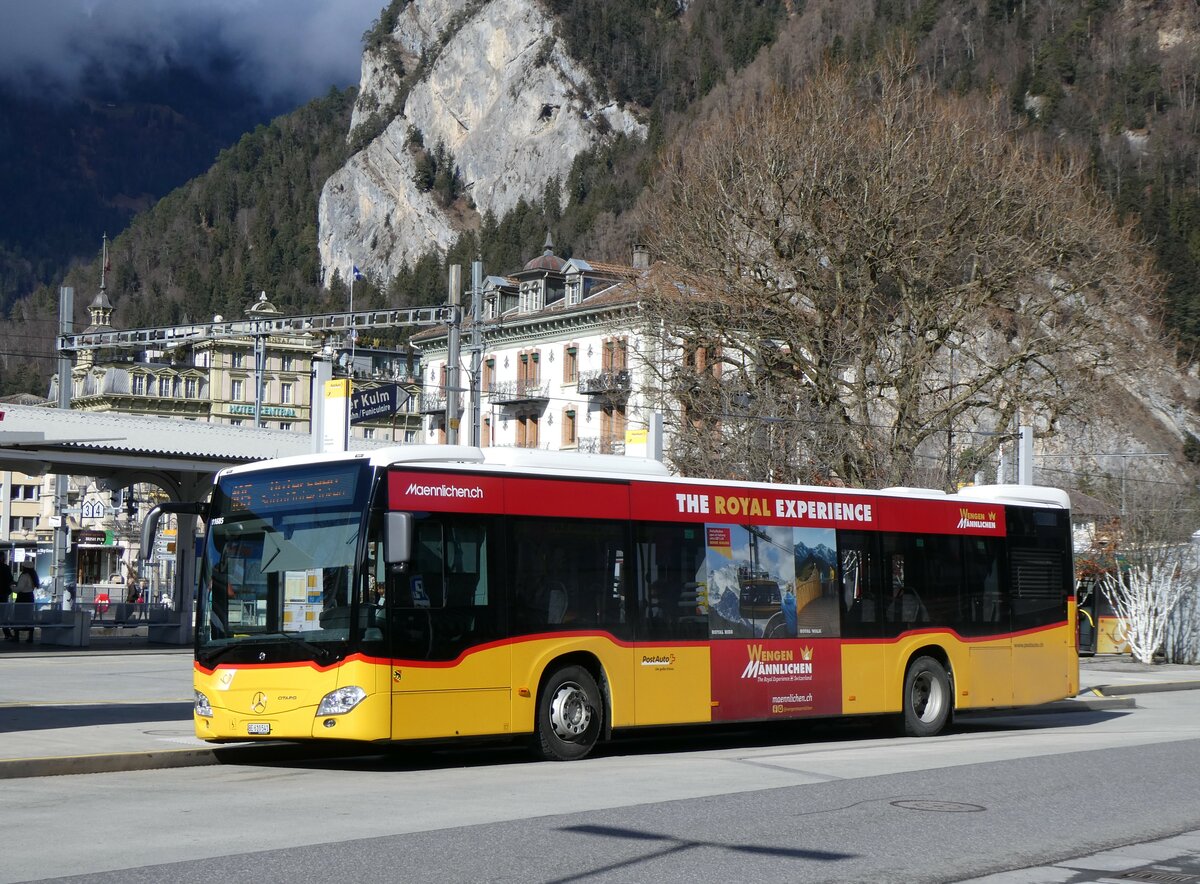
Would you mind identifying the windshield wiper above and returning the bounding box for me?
[199,641,243,665]
[200,632,337,664]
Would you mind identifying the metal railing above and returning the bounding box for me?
[577,436,626,455]
[578,369,632,396]
[488,379,550,404]
[418,393,447,414]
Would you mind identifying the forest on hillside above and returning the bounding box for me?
[4,0,1200,397]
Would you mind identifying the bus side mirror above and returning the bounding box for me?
[139,500,207,564]
[384,512,413,565]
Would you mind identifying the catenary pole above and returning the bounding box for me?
[470,259,483,447]
[55,287,73,609]
[446,265,462,445]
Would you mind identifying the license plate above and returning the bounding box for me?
[247,722,271,735]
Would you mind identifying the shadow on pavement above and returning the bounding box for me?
[0,702,193,734]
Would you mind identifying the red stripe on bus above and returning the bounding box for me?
[386,469,1007,536]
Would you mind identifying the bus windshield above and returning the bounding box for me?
[198,461,373,657]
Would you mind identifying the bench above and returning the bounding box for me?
[0,604,90,647]
[37,608,90,646]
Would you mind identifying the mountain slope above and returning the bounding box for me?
[0,54,283,317]
[7,0,1200,410]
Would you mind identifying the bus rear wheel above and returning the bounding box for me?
[902,656,951,737]
[536,665,603,761]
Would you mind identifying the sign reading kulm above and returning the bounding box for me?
[350,383,407,425]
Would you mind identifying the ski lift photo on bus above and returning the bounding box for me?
[706,523,840,639]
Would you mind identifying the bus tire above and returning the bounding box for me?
[902,656,951,737]
[536,665,603,761]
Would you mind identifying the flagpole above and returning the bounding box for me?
[348,264,355,365]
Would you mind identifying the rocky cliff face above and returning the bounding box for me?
[319,0,646,284]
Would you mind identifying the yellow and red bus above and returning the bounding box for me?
[180,445,1077,760]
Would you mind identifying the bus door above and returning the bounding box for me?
[1076,578,1097,656]
[839,531,886,714]
[387,514,510,740]
[632,523,712,726]
[508,517,637,730]
[959,536,1013,708]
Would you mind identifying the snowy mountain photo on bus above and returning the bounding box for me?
[704,524,840,639]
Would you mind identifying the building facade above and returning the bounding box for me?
[414,241,667,455]
[1,288,426,596]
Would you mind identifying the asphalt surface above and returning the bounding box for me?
[0,638,1193,781]
[3,642,1200,882]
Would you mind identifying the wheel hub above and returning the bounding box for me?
[912,672,946,723]
[549,682,592,741]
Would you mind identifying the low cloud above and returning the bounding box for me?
[0,0,383,103]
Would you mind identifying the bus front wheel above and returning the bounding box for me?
[536,665,603,761]
[902,656,951,737]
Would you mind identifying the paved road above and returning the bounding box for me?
[0,690,1198,883]
[0,649,1184,778]
[0,652,1198,882]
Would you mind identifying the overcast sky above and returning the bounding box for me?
[0,0,384,104]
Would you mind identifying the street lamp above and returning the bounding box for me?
[246,292,282,428]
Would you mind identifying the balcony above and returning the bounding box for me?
[488,379,550,405]
[577,435,626,455]
[578,369,631,397]
[417,393,447,414]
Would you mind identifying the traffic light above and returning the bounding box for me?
[123,491,136,520]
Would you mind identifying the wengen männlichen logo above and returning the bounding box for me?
[956,507,997,530]
[741,644,814,680]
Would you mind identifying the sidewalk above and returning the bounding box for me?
[0,649,1198,780]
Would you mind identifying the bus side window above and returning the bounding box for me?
[962,536,1007,635]
[1008,508,1069,631]
[838,531,879,636]
[922,535,964,627]
[387,516,500,659]
[882,536,930,631]
[634,523,708,641]
[412,521,445,607]
[510,517,631,638]
[445,523,487,607]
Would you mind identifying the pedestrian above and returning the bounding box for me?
[1,553,15,642]
[14,562,37,643]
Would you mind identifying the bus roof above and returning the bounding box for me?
[218,446,1069,510]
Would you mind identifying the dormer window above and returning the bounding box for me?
[519,282,546,314]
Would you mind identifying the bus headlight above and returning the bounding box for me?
[194,690,214,718]
[316,686,366,716]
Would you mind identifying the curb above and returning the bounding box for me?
[1036,696,1136,713]
[0,741,373,780]
[0,747,221,780]
[962,695,1136,719]
[1085,680,1200,697]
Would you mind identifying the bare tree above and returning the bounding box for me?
[1101,561,1192,664]
[1099,482,1200,664]
[640,50,1162,487]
